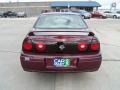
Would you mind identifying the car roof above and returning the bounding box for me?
[41,12,81,16]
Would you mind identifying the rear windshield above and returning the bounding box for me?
[34,14,87,29]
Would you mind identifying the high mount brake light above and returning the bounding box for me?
[23,41,33,51]
[35,42,46,52]
[78,42,88,51]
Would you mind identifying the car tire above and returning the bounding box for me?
[100,16,103,19]
[82,15,85,19]
[113,15,117,19]
[4,16,7,18]
[88,17,90,19]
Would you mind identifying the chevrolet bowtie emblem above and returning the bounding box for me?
[59,45,65,50]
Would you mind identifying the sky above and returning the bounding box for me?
[0,0,120,9]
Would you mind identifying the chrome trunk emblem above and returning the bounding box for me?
[59,45,65,50]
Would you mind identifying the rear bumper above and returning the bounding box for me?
[20,53,102,72]
[84,17,90,19]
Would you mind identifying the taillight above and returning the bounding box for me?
[90,43,100,51]
[90,38,100,51]
[23,41,33,51]
[35,42,46,52]
[78,42,88,51]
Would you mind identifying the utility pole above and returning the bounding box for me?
[17,0,19,6]
[110,2,117,11]
[67,2,70,11]
[9,0,12,3]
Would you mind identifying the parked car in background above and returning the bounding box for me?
[3,11,17,17]
[41,10,50,13]
[91,11,107,19]
[104,11,120,19]
[17,12,27,17]
[117,11,120,14]
[0,11,3,17]
[79,10,91,19]
[20,12,102,72]
[72,10,91,19]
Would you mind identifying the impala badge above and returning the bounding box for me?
[59,45,65,50]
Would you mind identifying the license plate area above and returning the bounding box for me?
[53,58,70,67]
[46,57,78,69]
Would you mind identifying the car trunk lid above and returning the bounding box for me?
[23,30,97,54]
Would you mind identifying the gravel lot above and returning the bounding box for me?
[0,18,120,90]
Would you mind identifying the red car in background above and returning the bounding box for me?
[20,12,102,72]
[91,11,107,19]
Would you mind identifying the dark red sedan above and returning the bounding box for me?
[20,12,102,72]
[91,11,107,19]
